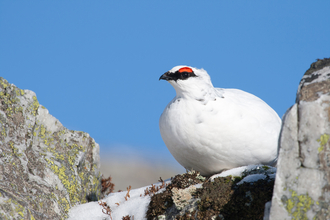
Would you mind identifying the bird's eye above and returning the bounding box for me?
[182,72,188,78]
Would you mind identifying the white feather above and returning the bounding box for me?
[159,66,281,176]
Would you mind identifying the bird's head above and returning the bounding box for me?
[159,66,214,98]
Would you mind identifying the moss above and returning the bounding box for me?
[196,176,234,219]
[262,165,270,171]
[147,171,205,220]
[304,58,330,76]
[147,171,275,220]
[221,177,275,220]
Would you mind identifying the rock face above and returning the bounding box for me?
[269,58,330,219]
[0,78,101,219]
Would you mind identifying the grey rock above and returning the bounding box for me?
[269,58,330,220]
[0,78,101,219]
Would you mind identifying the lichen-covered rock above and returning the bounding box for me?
[269,58,330,220]
[0,78,101,219]
[147,166,275,220]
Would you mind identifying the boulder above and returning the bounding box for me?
[0,78,101,219]
[269,58,330,219]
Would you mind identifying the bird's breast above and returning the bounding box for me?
[160,97,220,146]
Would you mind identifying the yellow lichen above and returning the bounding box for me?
[285,189,314,220]
[32,96,39,115]
[15,89,20,97]
[55,152,65,161]
[14,106,23,113]
[39,125,46,139]
[9,141,18,154]
[1,126,6,137]
[79,171,85,182]
[61,197,70,213]
[0,79,9,89]
[28,209,35,220]
[317,134,329,153]
[10,199,26,218]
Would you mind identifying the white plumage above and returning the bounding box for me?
[159,65,281,176]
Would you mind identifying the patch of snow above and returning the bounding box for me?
[210,165,276,182]
[237,173,275,185]
[68,179,171,220]
[263,201,272,220]
[194,183,203,189]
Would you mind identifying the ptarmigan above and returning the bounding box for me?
[159,65,281,176]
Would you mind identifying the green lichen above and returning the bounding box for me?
[284,189,314,220]
[317,134,329,153]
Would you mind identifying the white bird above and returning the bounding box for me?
[159,66,281,176]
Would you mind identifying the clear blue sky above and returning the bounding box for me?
[1,1,329,166]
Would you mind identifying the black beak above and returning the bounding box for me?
[159,71,173,81]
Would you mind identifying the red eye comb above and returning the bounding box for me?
[178,67,193,73]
